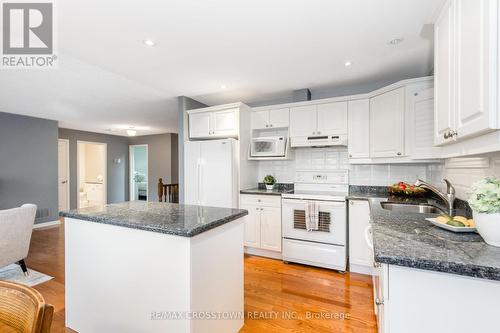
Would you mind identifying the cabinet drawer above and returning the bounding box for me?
[240,194,281,208]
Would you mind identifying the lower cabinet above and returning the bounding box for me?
[240,194,282,254]
[374,263,500,333]
[348,200,373,274]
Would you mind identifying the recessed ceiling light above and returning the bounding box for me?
[344,61,352,67]
[126,129,137,137]
[143,39,156,47]
[220,84,227,89]
[389,38,404,45]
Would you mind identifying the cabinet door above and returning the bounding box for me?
[251,110,269,130]
[189,112,212,138]
[434,0,455,146]
[348,200,372,268]
[289,105,317,136]
[269,108,290,128]
[317,102,348,135]
[241,204,261,248]
[348,99,370,158]
[260,206,282,252]
[455,0,497,139]
[410,88,441,159]
[213,109,238,137]
[370,87,405,158]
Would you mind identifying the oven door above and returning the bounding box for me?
[250,138,285,157]
[282,198,346,246]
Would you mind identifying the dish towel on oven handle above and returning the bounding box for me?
[305,200,319,231]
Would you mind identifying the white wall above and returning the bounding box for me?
[85,144,105,183]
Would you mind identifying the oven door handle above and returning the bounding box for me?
[282,198,346,206]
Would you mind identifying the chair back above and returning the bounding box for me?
[0,204,37,268]
[157,179,179,203]
[0,281,53,333]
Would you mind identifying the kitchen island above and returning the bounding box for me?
[60,201,248,333]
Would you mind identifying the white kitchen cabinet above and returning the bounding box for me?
[290,102,348,137]
[240,194,282,254]
[370,87,405,158]
[189,108,239,139]
[434,0,499,146]
[317,102,348,135]
[375,263,500,333]
[289,105,317,136]
[251,108,289,130]
[243,204,261,248]
[347,99,370,159]
[348,200,373,274]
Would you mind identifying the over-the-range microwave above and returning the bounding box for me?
[250,136,286,157]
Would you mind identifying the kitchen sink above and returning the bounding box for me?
[380,202,445,214]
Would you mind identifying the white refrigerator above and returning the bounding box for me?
[184,138,239,208]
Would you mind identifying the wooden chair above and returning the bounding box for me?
[157,179,179,203]
[0,281,54,333]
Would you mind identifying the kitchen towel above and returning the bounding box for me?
[305,201,319,231]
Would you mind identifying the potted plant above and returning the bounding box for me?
[263,175,276,191]
[469,177,500,247]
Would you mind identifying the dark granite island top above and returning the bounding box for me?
[60,201,248,237]
[348,187,500,281]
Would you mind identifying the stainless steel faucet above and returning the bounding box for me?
[414,179,456,215]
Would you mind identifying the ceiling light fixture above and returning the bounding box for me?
[143,39,156,47]
[220,84,227,89]
[344,61,352,67]
[389,38,404,45]
[126,127,137,136]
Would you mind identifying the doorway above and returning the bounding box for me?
[77,141,107,208]
[58,139,70,211]
[129,145,148,201]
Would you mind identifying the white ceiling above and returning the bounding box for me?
[0,0,445,136]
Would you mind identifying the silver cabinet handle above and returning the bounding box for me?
[260,208,264,211]
[257,199,261,202]
[373,262,381,268]
[255,207,259,210]
[265,124,269,128]
[317,131,321,134]
[350,201,354,206]
[349,154,352,158]
[312,131,316,135]
[270,124,273,127]
[375,298,384,306]
[397,152,402,156]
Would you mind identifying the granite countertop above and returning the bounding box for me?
[240,188,293,196]
[60,201,248,237]
[348,187,500,281]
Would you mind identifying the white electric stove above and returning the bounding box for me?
[281,170,348,271]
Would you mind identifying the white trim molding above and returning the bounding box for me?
[33,220,61,230]
[445,157,490,169]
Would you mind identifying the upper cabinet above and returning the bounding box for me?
[188,103,251,140]
[251,108,289,130]
[434,0,498,146]
[370,87,405,158]
[348,99,370,159]
[290,102,347,137]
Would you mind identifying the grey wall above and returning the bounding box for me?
[171,134,179,183]
[58,128,129,209]
[129,134,175,201]
[0,112,58,223]
[177,96,208,203]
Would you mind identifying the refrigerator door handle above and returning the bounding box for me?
[196,159,201,205]
[199,160,204,205]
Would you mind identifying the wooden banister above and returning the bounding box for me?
[158,179,179,203]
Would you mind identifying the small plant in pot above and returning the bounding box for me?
[469,177,500,247]
[263,175,276,191]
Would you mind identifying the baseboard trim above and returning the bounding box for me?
[349,263,374,276]
[33,220,61,230]
[244,247,283,260]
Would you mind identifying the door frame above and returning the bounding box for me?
[58,139,70,211]
[77,140,108,209]
[129,144,149,201]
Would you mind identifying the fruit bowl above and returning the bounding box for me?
[388,182,426,197]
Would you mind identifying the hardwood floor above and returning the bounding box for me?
[25,222,377,333]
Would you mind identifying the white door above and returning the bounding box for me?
[370,87,405,158]
[268,108,289,128]
[455,0,497,139]
[251,110,269,129]
[183,141,201,205]
[348,200,372,268]
[242,204,261,248]
[200,139,234,208]
[317,102,348,135]
[212,109,238,137]
[348,99,370,158]
[58,139,70,211]
[260,206,282,252]
[189,112,212,138]
[289,105,317,136]
[434,0,455,146]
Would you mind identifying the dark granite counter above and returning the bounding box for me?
[60,201,248,237]
[348,186,500,281]
[240,182,294,196]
